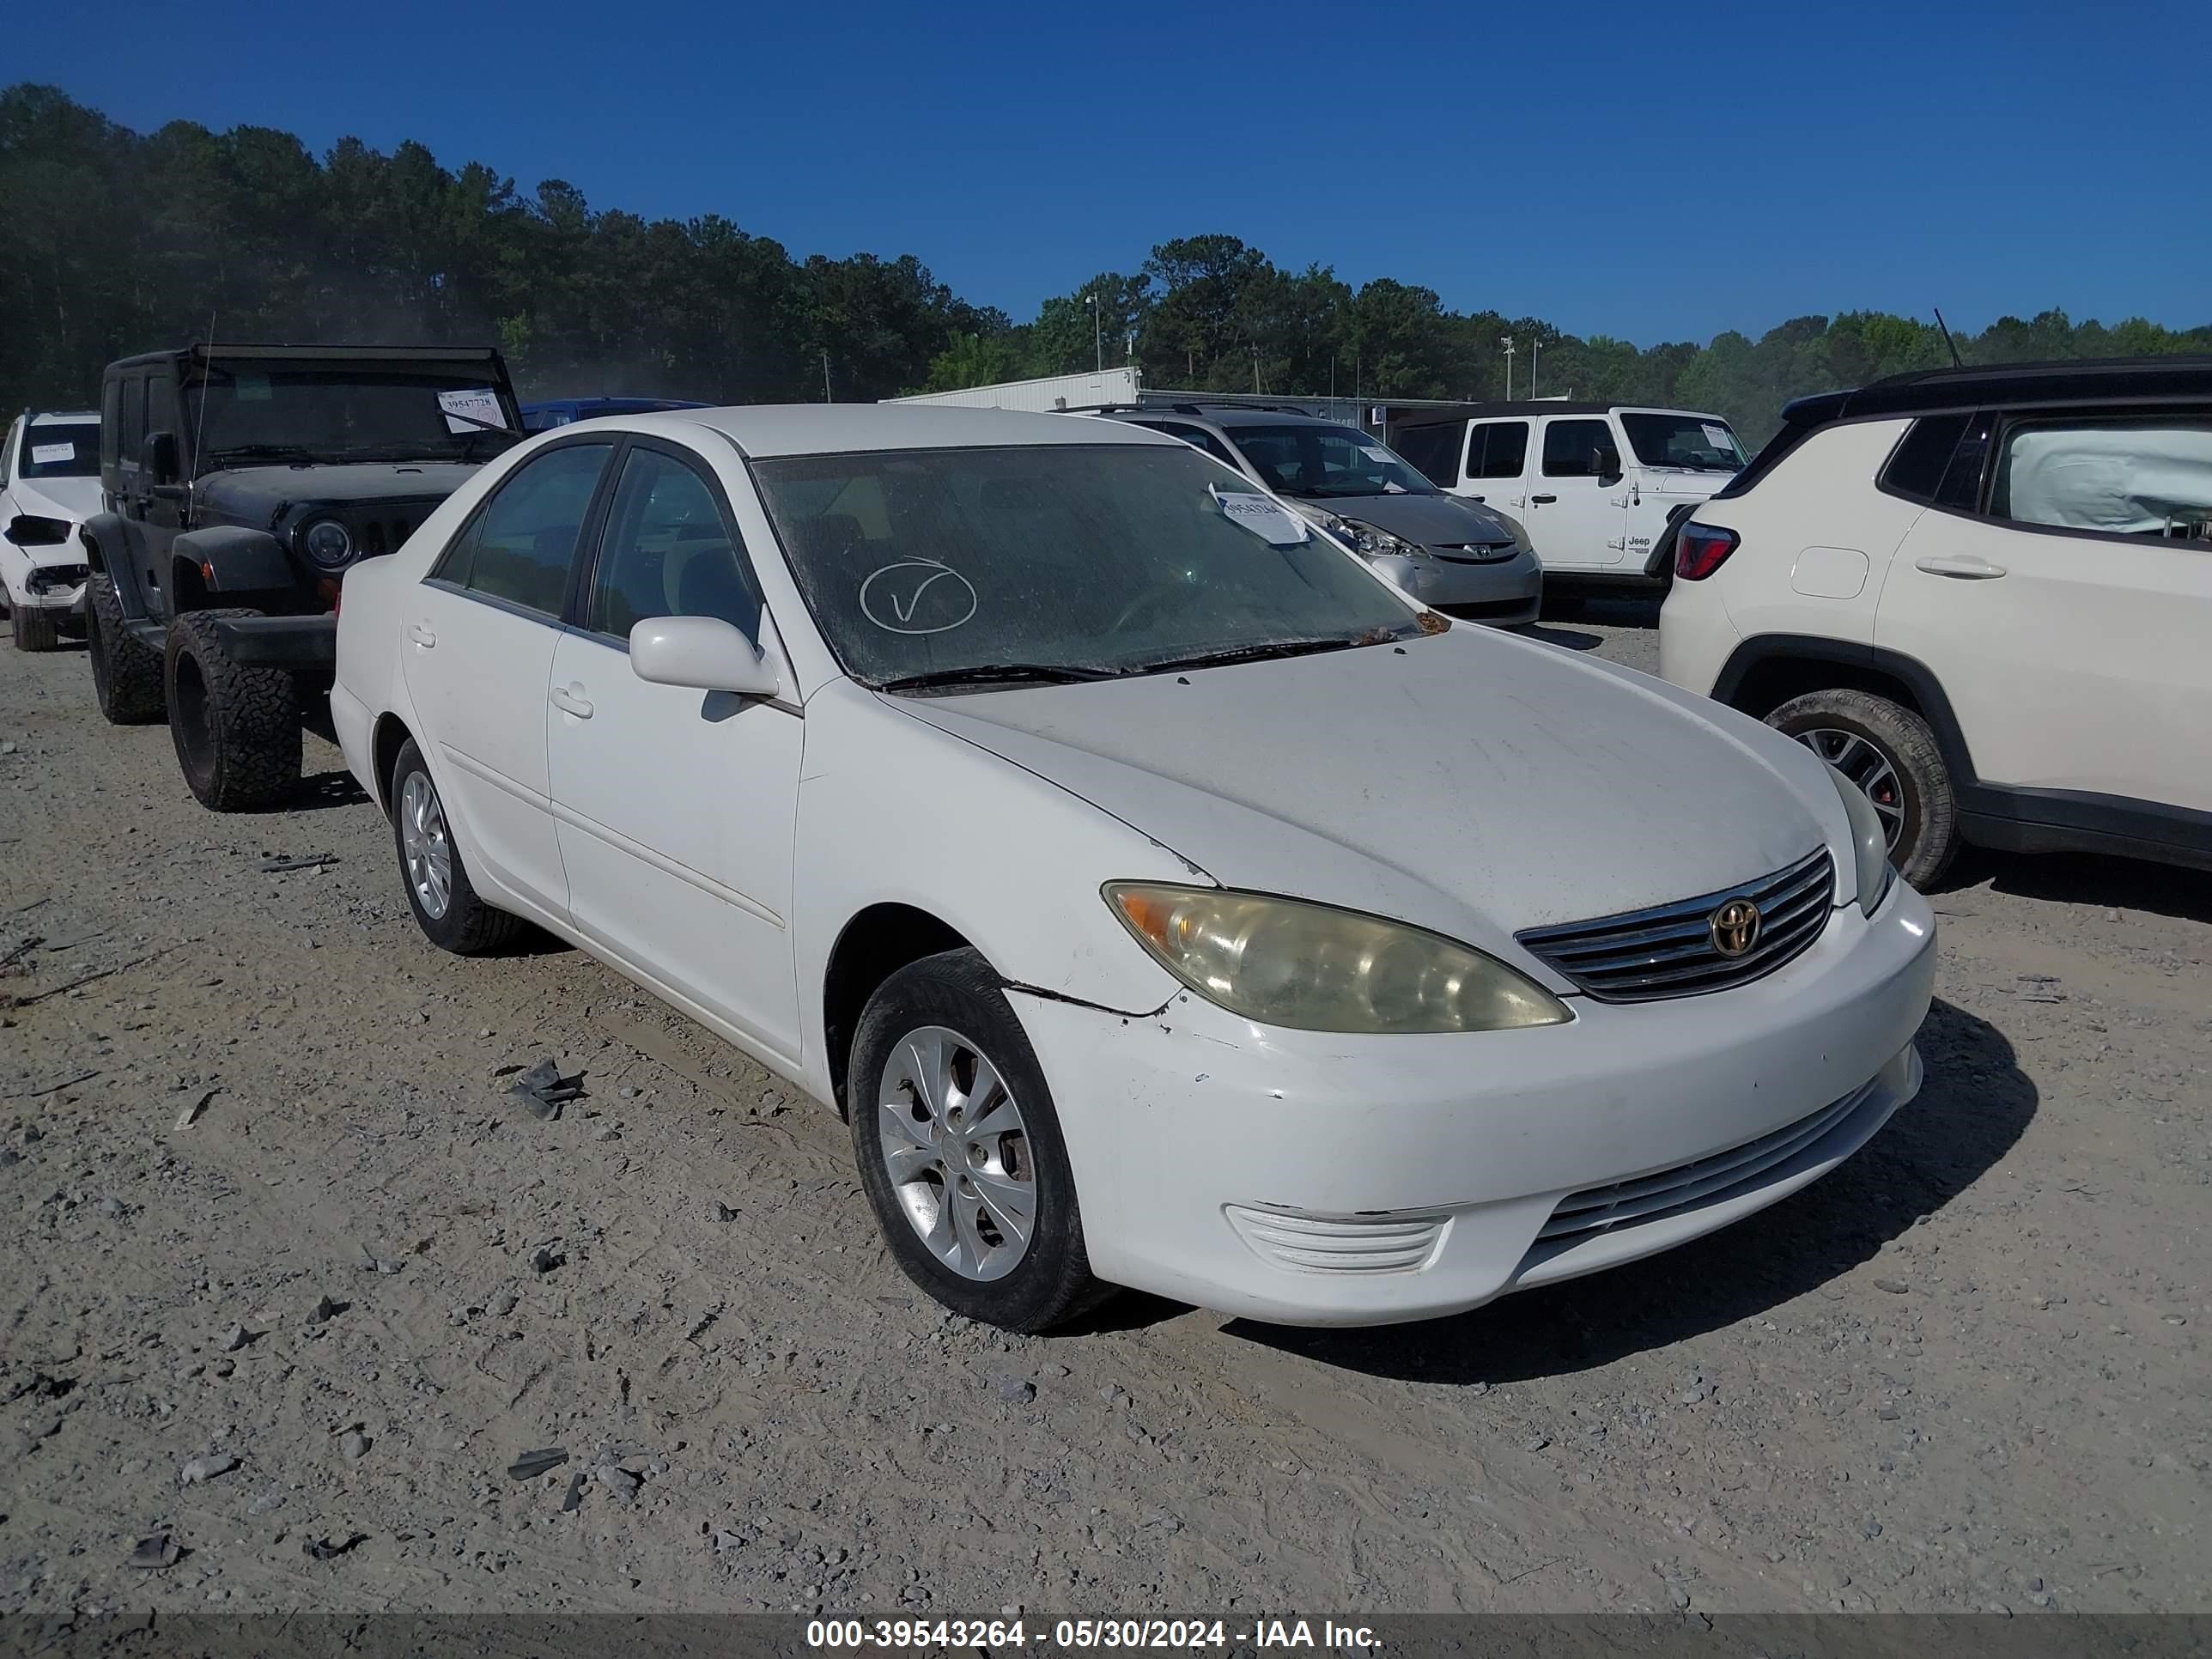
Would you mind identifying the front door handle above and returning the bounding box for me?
[1530,494,1558,506]
[406,623,437,648]
[550,684,594,720]
[1915,554,2008,580]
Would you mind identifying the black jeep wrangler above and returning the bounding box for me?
[80,344,521,810]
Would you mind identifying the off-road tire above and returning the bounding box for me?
[848,948,1112,1333]
[164,608,301,811]
[11,601,60,652]
[1767,687,1960,890]
[387,738,526,955]
[87,574,165,723]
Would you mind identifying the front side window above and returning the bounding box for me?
[18,421,102,481]
[434,442,611,616]
[1467,421,1529,480]
[1541,418,1615,477]
[753,443,1422,687]
[1991,417,2212,542]
[587,447,762,640]
[1618,412,1747,471]
[1228,424,1437,499]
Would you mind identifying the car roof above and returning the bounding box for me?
[1783,356,2212,428]
[1390,400,1728,430]
[104,343,506,373]
[27,410,99,424]
[684,402,1182,459]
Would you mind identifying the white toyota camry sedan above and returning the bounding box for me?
[331,404,1936,1332]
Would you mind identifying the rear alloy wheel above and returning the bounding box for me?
[387,738,524,955]
[848,948,1109,1332]
[164,609,301,811]
[87,574,165,723]
[1766,688,1959,889]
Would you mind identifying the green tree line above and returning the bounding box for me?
[6,85,2208,441]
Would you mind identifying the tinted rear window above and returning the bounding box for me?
[1881,414,1970,503]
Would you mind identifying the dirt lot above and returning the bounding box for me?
[1,605,2206,1623]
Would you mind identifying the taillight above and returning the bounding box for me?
[1675,522,1739,580]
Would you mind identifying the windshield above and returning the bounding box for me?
[1228,424,1440,499]
[752,443,1424,689]
[184,366,520,470]
[1619,412,1747,471]
[17,422,100,480]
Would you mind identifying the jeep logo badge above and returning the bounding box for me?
[1709,898,1762,958]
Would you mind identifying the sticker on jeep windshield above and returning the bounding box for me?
[1701,423,1733,453]
[438,388,507,433]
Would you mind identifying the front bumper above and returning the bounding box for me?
[210,613,338,668]
[1010,879,1936,1326]
[1390,548,1542,622]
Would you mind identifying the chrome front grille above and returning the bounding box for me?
[1224,1204,1447,1275]
[1516,848,1834,1003]
[1534,1079,1875,1245]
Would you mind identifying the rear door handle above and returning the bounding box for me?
[406,623,437,648]
[550,684,594,720]
[1915,555,2008,580]
[1530,494,1558,506]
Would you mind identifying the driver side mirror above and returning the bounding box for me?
[629,615,781,699]
[145,430,180,486]
[1590,445,1623,486]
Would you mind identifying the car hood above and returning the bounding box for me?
[888,630,1838,945]
[196,461,483,523]
[9,475,101,527]
[1295,489,1516,549]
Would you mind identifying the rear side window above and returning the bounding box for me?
[1467,421,1528,479]
[1933,411,1995,512]
[1541,418,1613,477]
[1880,414,1970,503]
[1391,423,1464,488]
[433,441,611,617]
[101,378,123,471]
[118,378,146,470]
[1990,416,2212,543]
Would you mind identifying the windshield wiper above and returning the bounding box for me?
[1132,636,1373,676]
[206,442,322,467]
[876,662,1121,693]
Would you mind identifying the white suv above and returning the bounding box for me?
[1391,402,1750,583]
[1661,359,2212,887]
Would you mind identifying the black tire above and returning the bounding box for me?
[386,738,525,955]
[87,574,166,724]
[11,601,60,652]
[164,608,301,811]
[848,948,1110,1333]
[1767,688,1960,890]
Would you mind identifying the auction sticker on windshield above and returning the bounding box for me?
[1701,423,1733,453]
[31,443,76,465]
[1212,485,1310,546]
[438,387,507,432]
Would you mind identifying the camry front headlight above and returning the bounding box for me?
[1826,763,1897,915]
[1106,884,1570,1034]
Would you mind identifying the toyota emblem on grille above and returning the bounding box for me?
[1709,898,1762,957]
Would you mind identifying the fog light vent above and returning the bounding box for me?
[1224,1203,1447,1275]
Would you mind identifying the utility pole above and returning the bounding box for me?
[821,349,832,403]
[1086,291,1103,374]
[1252,344,1261,394]
[1529,339,1540,399]
[1501,335,1515,400]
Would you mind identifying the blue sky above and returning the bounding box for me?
[16,0,2209,346]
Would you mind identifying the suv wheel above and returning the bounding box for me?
[11,601,60,653]
[848,948,1110,1333]
[1767,688,1960,889]
[387,738,525,954]
[164,609,301,811]
[87,575,166,723]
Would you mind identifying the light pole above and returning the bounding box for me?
[1085,291,1103,374]
[1500,335,1516,399]
[1529,339,1540,399]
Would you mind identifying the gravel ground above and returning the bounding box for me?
[0,605,2205,1622]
